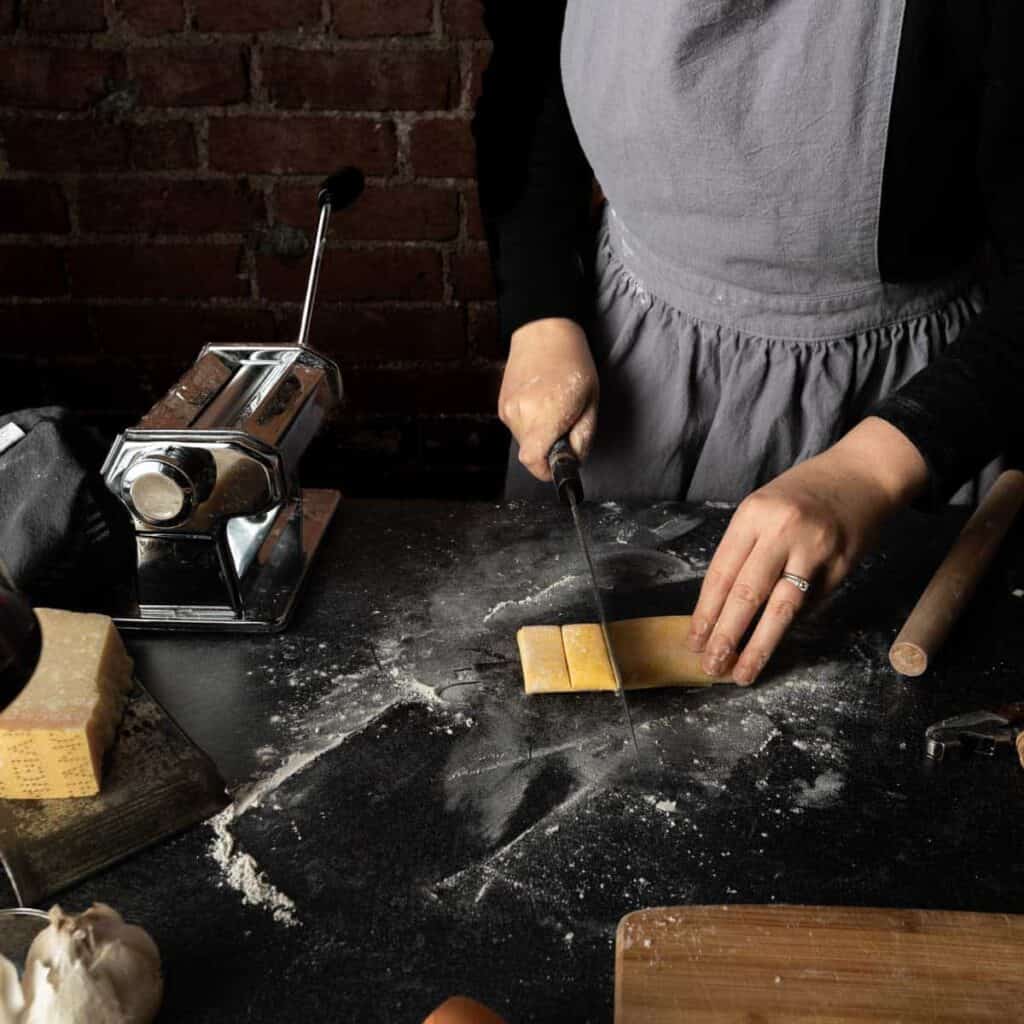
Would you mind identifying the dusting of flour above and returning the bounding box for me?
[482,574,583,623]
[209,810,300,927]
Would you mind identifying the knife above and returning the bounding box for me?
[548,437,639,758]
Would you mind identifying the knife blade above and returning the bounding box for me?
[548,438,639,758]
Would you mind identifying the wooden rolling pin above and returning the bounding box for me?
[890,469,1024,677]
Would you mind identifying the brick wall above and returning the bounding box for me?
[0,0,507,498]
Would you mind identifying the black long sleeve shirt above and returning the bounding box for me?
[473,0,1024,501]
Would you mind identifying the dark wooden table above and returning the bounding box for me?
[50,500,1024,1022]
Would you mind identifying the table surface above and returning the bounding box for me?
[30,499,1024,1023]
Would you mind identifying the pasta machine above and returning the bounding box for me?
[101,169,363,631]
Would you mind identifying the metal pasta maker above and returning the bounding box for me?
[925,704,1024,762]
[102,168,363,632]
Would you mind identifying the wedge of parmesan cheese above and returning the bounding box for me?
[0,608,133,799]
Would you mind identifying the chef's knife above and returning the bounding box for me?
[548,438,639,757]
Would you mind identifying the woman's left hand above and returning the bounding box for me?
[687,417,930,685]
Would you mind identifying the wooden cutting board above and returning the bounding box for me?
[615,905,1024,1022]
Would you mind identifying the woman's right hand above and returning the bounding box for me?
[497,317,599,482]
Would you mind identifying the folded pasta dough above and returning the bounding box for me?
[519,615,729,694]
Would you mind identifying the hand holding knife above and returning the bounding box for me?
[548,438,640,758]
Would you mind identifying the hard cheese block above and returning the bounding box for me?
[519,615,727,693]
[0,608,134,799]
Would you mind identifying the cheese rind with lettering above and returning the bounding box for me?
[0,609,133,799]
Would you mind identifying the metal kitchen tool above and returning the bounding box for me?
[548,438,639,756]
[0,679,229,907]
[101,168,364,632]
[925,704,1024,765]
[0,907,48,973]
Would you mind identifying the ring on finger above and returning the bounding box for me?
[780,571,811,593]
[731,574,809,685]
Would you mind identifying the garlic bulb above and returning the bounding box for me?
[9,904,162,1024]
[0,954,25,1024]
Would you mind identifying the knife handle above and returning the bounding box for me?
[548,437,584,506]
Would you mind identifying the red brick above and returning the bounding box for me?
[259,247,443,301]
[276,183,458,241]
[194,0,321,32]
[6,120,198,173]
[343,366,500,414]
[419,415,506,466]
[0,48,120,109]
[0,304,91,355]
[452,244,493,300]
[79,180,265,235]
[0,246,66,296]
[444,0,486,39]
[328,422,406,465]
[9,359,186,418]
[467,300,500,357]
[1,119,127,170]
[280,304,465,361]
[135,358,198,397]
[91,305,276,358]
[0,361,31,414]
[130,121,197,169]
[67,245,248,298]
[335,0,432,38]
[209,116,396,175]
[466,44,489,107]
[464,189,486,239]
[264,47,455,111]
[24,0,105,32]
[0,181,69,233]
[128,48,247,106]
[120,0,184,34]
[409,117,474,177]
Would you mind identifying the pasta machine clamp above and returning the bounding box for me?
[102,168,364,631]
[925,704,1024,767]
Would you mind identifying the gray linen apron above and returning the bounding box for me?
[506,0,985,502]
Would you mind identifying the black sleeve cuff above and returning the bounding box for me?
[869,341,1014,509]
[869,393,950,510]
[495,241,587,342]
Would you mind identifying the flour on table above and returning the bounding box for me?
[643,795,678,814]
[209,809,299,928]
[482,575,583,623]
[793,769,845,809]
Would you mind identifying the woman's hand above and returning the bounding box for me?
[687,417,930,685]
[498,318,599,481]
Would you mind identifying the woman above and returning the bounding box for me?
[473,1,1023,686]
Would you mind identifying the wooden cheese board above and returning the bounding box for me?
[616,904,1024,1022]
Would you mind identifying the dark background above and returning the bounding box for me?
[0,0,507,498]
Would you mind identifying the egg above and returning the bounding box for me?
[422,995,508,1024]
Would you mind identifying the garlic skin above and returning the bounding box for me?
[17,904,162,1024]
[0,954,26,1024]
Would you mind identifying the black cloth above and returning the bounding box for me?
[0,408,133,612]
[473,0,1024,500]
